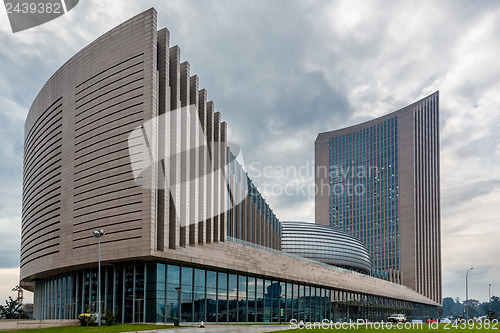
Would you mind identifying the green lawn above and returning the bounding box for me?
[271,322,500,332]
[213,322,287,325]
[8,324,175,333]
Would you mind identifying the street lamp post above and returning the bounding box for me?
[489,284,492,312]
[465,267,473,321]
[93,229,105,326]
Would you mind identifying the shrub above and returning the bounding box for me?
[78,313,97,326]
[103,310,115,326]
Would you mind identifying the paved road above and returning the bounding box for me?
[127,324,293,333]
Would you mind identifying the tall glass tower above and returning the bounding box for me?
[315,92,441,304]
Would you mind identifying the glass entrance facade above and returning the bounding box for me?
[147,263,332,323]
[33,260,437,322]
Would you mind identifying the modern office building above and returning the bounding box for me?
[315,93,441,304]
[21,8,439,323]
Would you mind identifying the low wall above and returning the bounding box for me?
[0,319,79,331]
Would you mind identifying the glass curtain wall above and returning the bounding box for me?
[33,260,437,322]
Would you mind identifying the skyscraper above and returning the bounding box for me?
[315,92,441,303]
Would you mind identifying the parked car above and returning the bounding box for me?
[388,314,407,323]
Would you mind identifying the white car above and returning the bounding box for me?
[388,314,407,323]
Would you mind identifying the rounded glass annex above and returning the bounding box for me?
[281,221,372,274]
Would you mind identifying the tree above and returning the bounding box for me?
[442,297,464,317]
[487,310,497,321]
[480,302,491,315]
[464,299,480,307]
[466,305,479,318]
[0,297,29,319]
[489,296,500,318]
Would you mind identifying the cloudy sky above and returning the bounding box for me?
[1,0,499,304]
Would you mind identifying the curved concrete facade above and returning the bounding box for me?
[22,9,160,282]
[22,8,439,322]
[21,8,281,286]
[281,222,371,274]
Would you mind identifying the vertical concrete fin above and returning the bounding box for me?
[199,90,207,132]
[169,46,181,111]
[156,27,170,251]
[186,76,199,246]
[213,112,221,242]
[197,89,207,244]
[168,45,181,249]
[179,61,190,107]
[179,61,190,247]
[220,120,227,242]
[205,101,214,243]
[190,76,199,107]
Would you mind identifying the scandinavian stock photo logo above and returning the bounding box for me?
[3,0,79,33]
